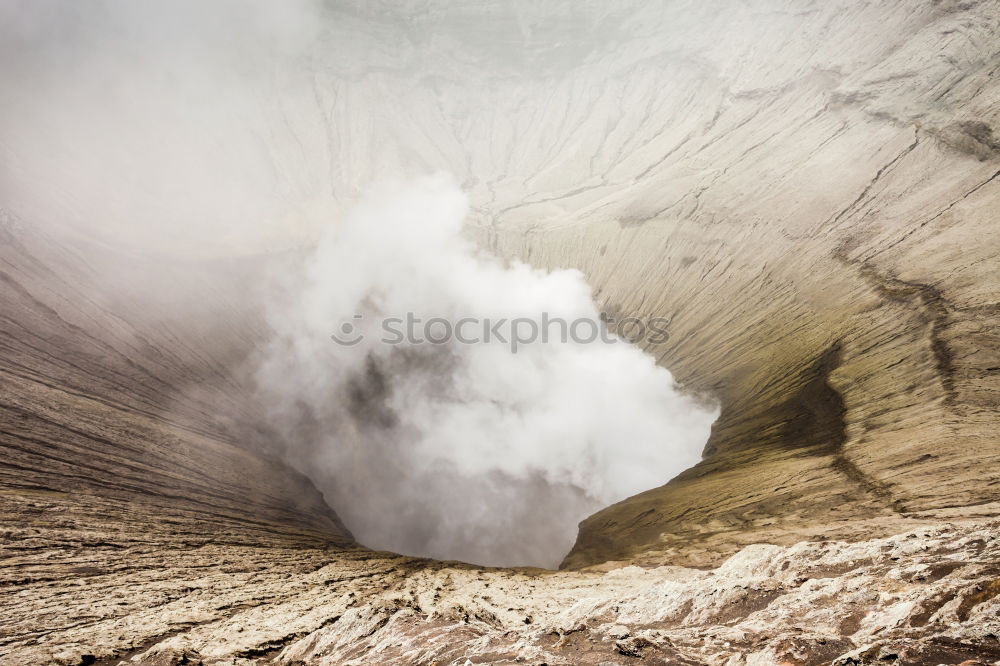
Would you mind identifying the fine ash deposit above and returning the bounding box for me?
[2,1,999,664]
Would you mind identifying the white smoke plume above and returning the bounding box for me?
[257,174,717,567]
[4,1,718,568]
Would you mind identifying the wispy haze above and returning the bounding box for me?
[2,1,718,567]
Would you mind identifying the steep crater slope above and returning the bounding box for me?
[1,0,1000,664]
[471,0,1000,568]
[0,214,356,662]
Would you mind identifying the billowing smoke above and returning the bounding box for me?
[4,1,718,568]
[257,174,717,567]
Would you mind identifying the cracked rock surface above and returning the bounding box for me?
[2,0,1000,664]
[3,521,1000,664]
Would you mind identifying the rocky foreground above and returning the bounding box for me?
[3,1,1000,664]
[2,517,999,665]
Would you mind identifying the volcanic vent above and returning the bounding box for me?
[2,1,1000,664]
